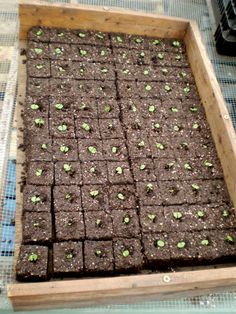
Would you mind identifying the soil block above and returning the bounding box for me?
[131,158,156,182]
[28,27,51,43]
[74,98,98,119]
[49,43,72,60]
[27,162,54,186]
[54,161,82,185]
[78,139,104,161]
[112,209,140,238]
[25,95,49,118]
[107,161,133,184]
[139,206,167,233]
[50,96,75,118]
[51,60,73,79]
[53,185,82,212]
[27,59,51,78]
[97,99,120,119]
[23,185,51,213]
[99,119,124,139]
[81,160,108,185]
[26,138,53,162]
[84,211,113,240]
[81,184,109,211]
[103,139,128,161]
[109,184,136,210]
[27,78,50,96]
[53,139,78,161]
[53,241,83,275]
[55,211,85,241]
[75,118,101,139]
[50,116,75,139]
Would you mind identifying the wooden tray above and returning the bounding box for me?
[8,0,236,311]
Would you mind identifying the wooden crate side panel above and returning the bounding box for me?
[19,0,189,40]
[8,267,236,311]
[185,22,236,209]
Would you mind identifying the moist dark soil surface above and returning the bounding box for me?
[17,27,236,282]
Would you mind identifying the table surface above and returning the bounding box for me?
[1,0,236,313]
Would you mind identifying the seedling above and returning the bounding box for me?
[135,37,143,43]
[175,55,181,61]
[184,85,190,93]
[225,235,234,244]
[157,53,164,60]
[171,107,178,113]
[63,163,72,172]
[33,222,40,227]
[190,106,198,112]
[191,183,200,191]
[104,105,111,113]
[192,123,199,130]
[115,166,123,175]
[57,32,64,37]
[122,249,130,257]
[57,123,68,132]
[145,84,152,91]
[36,56,46,69]
[60,145,69,153]
[82,122,91,132]
[140,52,145,58]
[184,163,192,171]
[112,146,118,153]
[180,71,187,77]
[146,183,154,193]
[58,66,65,72]
[222,210,229,218]
[88,146,97,154]
[65,252,73,259]
[55,103,64,110]
[90,190,99,198]
[95,249,102,257]
[169,186,179,195]
[55,47,62,55]
[204,160,213,168]
[181,142,189,150]
[137,140,145,149]
[172,40,181,47]
[147,213,156,222]
[156,240,165,248]
[139,164,146,171]
[28,253,38,262]
[164,85,172,92]
[197,210,204,218]
[154,123,160,130]
[31,103,39,110]
[143,69,149,75]
[165,162,175,169]
[78,32,85,38]
[201,239,209,246]
[123,69,130,74]
[35,169,43,177]
[36,29,43,36]
[31,195,41,204]
[41,143,47,150]
[116,36,123,43]
[177,241,186,249]
[96,32,104,39]
[79,49,87,56]
[100,50,106,56]
[173,125,180,132]
[34,118,45,127]
[89,167,96,174]
[152,39,160,45]
[107,123,115,130]
[95,219,102,227]
[148,105,155,112]
[131,105,137,112]
[79,103,87,111]
[65,193,72,201]
[101,67,108,73]
[117,193,125,200]
[123,216,130,224]
[162,68,168,75]
[173,211,182,220]
[156,143,165,150]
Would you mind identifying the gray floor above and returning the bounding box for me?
[0,0,236,313]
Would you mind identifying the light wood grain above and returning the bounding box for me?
[19,0,189,40]
[185,21,236,209]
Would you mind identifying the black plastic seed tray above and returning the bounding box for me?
[215,22,236,56]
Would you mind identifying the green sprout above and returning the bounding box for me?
[36,29,43,36]
[78,32,85,38]
[181,142,189,150]
[169,186,179,195]
[146,183,154,193]
[201,239,209,246]
[180,71,187,77]
[89,166,96,174]
[116,36,123,43]
[140,52,145,58]
[173,212,182,220]
[96,32,104,39]
[156,143,165,150]
[122,249,130,257]
[152,39,160,45]
[145,85,152,91]
[139,164,146,171]
[55,103,64,110]
[101,68,108,73]
[190,106,198,112]
[28,253,38,262]
[104,105,111,112]
[117,193,125,200]
[116,166,123,174]
[55,47,62,55]
[148,213,156,222]
[156,240,165,248]
[148,105,155,112]
[31,195,41,204]
[171,107,178,113]
[143,69,149,75]
[65,252,73,259]
[88,146,97,154]
[177,241,186,249]
[96,219,102,227]
[154,123,160,130]
[100,50,106,56]
[226,235,234,244]
[131,105,137,112]
[35,169,43,177]
[137,140,145,149]
[33,222,40,227]
[184,86,190,93]
[204,160,213,168]
[31,104,39,110]
[175,55,181,61]
[90,190,99,198]
[112,146,118,153]
[60,145,69,153]
[41,143,47,150]
[34,118,45,127]
[164,85,172,92]
[162,68,168,75]
[63,164,72,172]
[82,122,91,132]
[192,123,199,130]
[157,53,164,60]
[191,183,200,191]
[57,32,64,37]
[135,37,143,43]
[65,193,72,200]
[222,210,229,217]
[79,49,87,56]
[184,163,192,171]
[165,162,175,169]
[123,69,130,74]
[123,216,130,224]
[173,125,180,132]
[58,123,67,132]
[172,40,181,47]
[95,249,102,256]
[197,211,204,218]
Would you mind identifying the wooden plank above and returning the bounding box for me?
[7,266,236,311]
[185,21,236,209]
[19,0,190,40]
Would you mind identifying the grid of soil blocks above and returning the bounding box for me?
[16,26,236,282]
